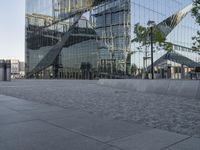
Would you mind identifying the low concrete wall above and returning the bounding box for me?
[98,79,200,99]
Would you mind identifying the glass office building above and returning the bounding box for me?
[26,0,130,79]
[25,0,199,79]
[91,0,131,76]
[130,0,199,79]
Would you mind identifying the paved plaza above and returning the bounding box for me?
[0,80,200,150]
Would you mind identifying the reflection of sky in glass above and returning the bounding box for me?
[26,0,198,49]
[25,0,199,67]
[131,0,199,67]
[131,0,198,47]
[26,0,53,16]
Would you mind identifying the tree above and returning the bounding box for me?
[80,62,92,79]
[132,21,173,52]
[132,21,173,79]
[131,64,138,76]
[192,0,200,51]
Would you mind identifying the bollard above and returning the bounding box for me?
[0,60,11,81]
[0,60,5,81]
[6,60,11,81]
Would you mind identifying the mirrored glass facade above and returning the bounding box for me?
[131,0,199,70]
[25,0,199,79]
[91,0,131,76]
[26,0,130,79]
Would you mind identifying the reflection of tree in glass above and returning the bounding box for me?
[132,21,173,52]
[192,0,200,51]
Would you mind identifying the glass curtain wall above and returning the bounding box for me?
[91,0,131,78]
[26,0,198,79]
[26,0,131,79]
[26,0,99,79]
[130,0,199,79]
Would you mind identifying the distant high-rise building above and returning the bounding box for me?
[11,59,25,79]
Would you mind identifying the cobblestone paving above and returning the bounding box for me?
[0,80,200,137]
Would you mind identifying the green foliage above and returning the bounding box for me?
[192,31,200,51]
[192,0,200,51]
[131,64,138,75]
[192,0,200,24]
[132,21,173,52]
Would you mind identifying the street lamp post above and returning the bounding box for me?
[150,26,154,79]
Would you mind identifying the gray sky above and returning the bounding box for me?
[0,0,25,61]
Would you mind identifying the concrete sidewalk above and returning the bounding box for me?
[0,94,199,150]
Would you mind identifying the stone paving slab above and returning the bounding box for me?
[165,137,200,150]
[0,95,27,101]
[0,120,61,142]
[3,128,112,150]
[47,115,151,142]
[0,95,16,101]
[109,129,189,150]
[0,96,64,113]
[0,106,18,116]
[0,97,36,107]
[23,109,92,121]
[4,102,57,112]
[19,105,65,113]
[0,95,120,150]
[1,80,200,137]
[0,94,199,150]
[0,113,33,125]
[0,143,6,150]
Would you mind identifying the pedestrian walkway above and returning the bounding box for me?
[0,94,199,150]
